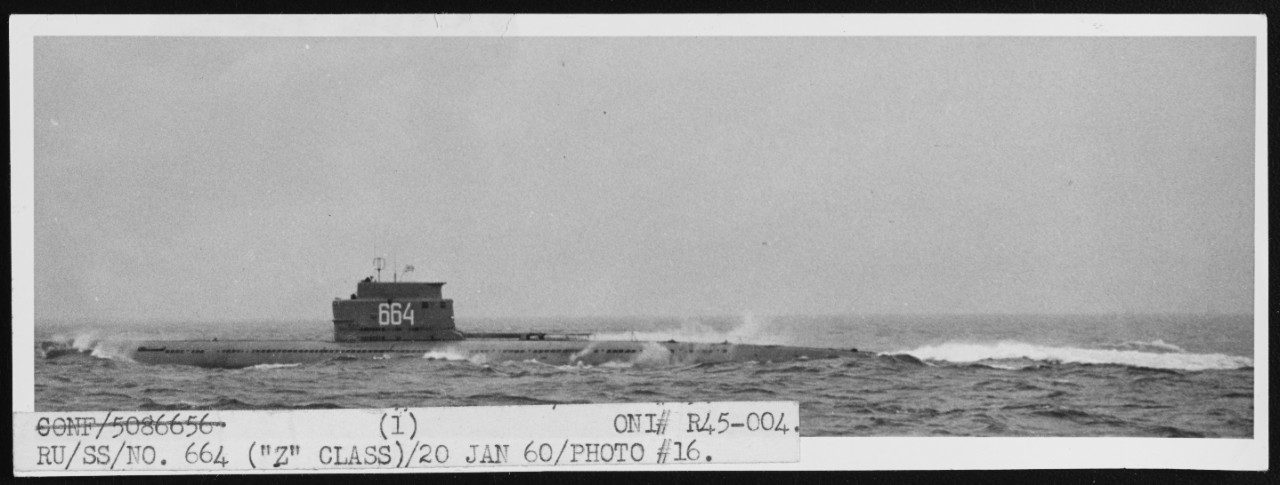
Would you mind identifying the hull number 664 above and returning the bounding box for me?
[378,303,415,325]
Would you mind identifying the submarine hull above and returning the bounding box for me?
[122,339,860,368]
[43,277,864,368]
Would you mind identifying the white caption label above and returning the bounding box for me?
[15,401,799,474]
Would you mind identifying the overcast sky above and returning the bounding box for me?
[33,36,1256,321]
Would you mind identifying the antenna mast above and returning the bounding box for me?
[373,257,385,282]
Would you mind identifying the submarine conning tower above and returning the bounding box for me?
[332,279,463,342]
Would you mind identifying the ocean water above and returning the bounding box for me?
[33,313,1254,437]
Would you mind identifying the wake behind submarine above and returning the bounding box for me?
[42,261,863,369]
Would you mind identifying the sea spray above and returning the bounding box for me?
[48,331,137,362]
[727,311,769,344]
[588,318,722,343]
[631,341,674,367]
[570,342,601,362]
[588,312,790,346]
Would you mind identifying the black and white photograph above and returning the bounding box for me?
[11,15,1267,471]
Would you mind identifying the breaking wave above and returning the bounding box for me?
[891,341,1252,371]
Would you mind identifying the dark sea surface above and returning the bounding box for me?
[34,313,1254,437]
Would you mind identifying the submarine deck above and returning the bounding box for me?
[124,339,861,369]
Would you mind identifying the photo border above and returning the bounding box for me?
[9,14,1269,471]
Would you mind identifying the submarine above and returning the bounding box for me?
[42,264,862,369]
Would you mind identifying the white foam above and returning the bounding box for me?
[892,340,1252,371]
[421,349,470,361]
[248,363,301,370]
